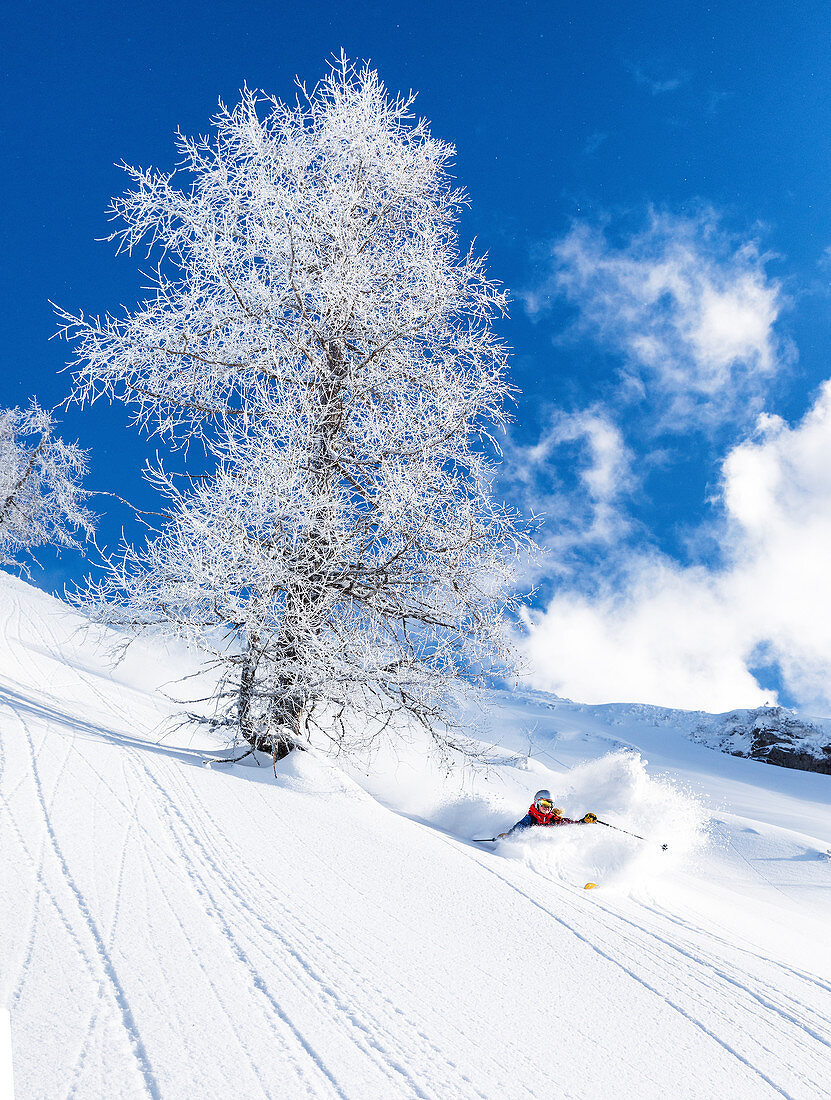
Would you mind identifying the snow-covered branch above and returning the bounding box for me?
[0,400,95,573]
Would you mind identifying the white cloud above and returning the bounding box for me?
[520,561,766,712]
[627,64,689,96]
[521,381,831,713]
[526,210,791,431]
[501,408,637,559]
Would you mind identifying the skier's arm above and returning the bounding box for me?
[498,814,535,838]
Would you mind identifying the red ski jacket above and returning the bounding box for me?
[507,803,583,835]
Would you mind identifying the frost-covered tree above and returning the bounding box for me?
[59,57,534,760]
[0,400,94,573]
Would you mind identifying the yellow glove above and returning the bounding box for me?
[582,812,597,824]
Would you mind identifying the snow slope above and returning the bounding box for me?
[1,574,830,1099]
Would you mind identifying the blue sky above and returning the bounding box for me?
[5,0,831,712]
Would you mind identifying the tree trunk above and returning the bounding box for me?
[238,635,296,759]
[237,340,347,758]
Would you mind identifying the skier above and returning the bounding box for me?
[498,790,597,838]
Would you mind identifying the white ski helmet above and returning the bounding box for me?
[533,789,562,815]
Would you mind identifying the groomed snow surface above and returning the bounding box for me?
[1,574,830,1099]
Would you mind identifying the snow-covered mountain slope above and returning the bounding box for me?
[1,574,830,1099]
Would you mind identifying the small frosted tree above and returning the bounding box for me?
[59,57,533,761]
[0,400,94,574]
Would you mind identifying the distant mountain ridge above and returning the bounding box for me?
[692,706,831,775]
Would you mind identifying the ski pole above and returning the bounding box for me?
[595,817,645,840]
[595,818,668,851]
[473,837,497,843]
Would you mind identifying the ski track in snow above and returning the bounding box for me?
[134,744,547,1099]
[3,724,73,1013]
[17,713,162,1099]
[165,763,524,1097]
[63,756,142,1100]
[186,764,545,1092]
[2,576,831,1098]
[133,752,363,1100]
[642,896,831,997]
[416,820,831,1100]
[127,799,279,1099]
